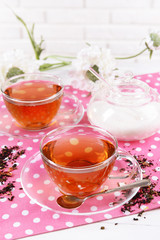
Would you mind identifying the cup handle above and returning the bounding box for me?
[109,148,142,179]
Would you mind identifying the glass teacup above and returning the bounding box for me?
[40,124,140,198]
[1,73,82,130]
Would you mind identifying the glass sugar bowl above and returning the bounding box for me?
[87,76,160,141]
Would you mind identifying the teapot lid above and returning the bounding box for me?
[107,73,153,106]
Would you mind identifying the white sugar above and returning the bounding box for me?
[87,101,160,141]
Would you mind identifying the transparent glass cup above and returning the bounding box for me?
[1,73,82,130]
[40,124,140,198]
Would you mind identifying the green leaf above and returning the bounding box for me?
[39,63,56,71]
[6,67,24,80]
[86,65,99,82]
[149,49,153,59]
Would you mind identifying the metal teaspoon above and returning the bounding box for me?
[56,179,151,209]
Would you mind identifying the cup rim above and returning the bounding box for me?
[40,124,118,173]
[1,73,64,105]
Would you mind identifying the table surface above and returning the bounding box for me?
[6,61,160,240]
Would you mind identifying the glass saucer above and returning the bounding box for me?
[20,152,142,216]
[0,94,84,139]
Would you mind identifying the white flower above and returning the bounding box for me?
[0,49,39,85]
[70,45,116,91]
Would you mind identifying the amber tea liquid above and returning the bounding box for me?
[42,135,115,197]
[3,80,63,129]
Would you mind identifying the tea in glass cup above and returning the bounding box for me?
[40,125,138,198]
[1,73,64,130]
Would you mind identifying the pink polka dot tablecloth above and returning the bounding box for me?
[0,72,160,240]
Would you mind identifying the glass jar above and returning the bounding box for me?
[87,77,160,141]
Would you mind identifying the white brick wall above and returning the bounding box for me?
[0,0,160,63]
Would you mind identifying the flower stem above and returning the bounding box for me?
[43,55,76,60]
[39,61,72,71]
[115,47,148,60]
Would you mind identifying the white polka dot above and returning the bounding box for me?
[113,166,118,171]
[13,222,21,227]
[4,233,12,239]
[33,174,40,179]
[5,125,11,129]
[17,141,23,146]
[52,213,60,219]
[124,143,130,146]
[3,114,8,118]
[37,189,44,194]
[151,145,157,149]
[96,195,103,200]
[152,176,159,181]
[38,132,45,135]
[72,209,79,214]
[147,152,153,157]
[48,196,55,201]
[46,225,54,231]
[11,203,18,208]
[14,130,20,134]
[155,167,160,171]
[44,180,50,185]
[16,178,21,182]
[90,206,97,211]
[30,200,35,205]
[114,191,121,196]
[20,154,26,159]
[2,214,9,219]
[40,164,44,169]
[81,94,87,97]
[19,193,26,198]
[0,197,7,202]
[154,137,160,141]
[22,210,29,216]
[33,217,40,223]
[146,79,151,83]
[27,183,33,188]
[25,229,33,235]
[66,222,74,227]
[27,147,33,151]
[24,167,30,173]
[33,139,39,143]
[30,159,36,163]
[8,137,14,141]
[139,140,146,143]
[85,218,93,223]
[64,99,70,103]
[104,213,112,219]
[136,147,142,152]
[41,207,48,212]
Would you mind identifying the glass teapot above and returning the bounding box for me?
[87,75,160,141]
